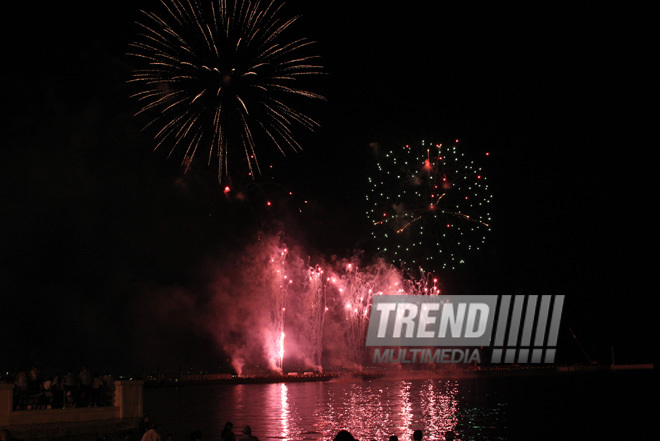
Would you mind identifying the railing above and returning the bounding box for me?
[0,380,143,429]
[12,385,116,410]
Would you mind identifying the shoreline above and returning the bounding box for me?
[143,362,655,388]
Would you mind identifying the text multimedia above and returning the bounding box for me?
[372,348,481,364]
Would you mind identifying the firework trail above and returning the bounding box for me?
[366,139,493,275]
[269,243,289,373]
[128,0,324,183]
[301,264,325,370]
[325,259,403,369]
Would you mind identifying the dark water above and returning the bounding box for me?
[143,370,653,441]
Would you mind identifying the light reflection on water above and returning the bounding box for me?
[144,377,501,441]
[144,371,654,440]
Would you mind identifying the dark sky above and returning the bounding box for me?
[1,2,656,374]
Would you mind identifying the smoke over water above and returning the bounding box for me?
[188,232,441,376]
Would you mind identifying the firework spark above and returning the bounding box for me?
[366,140,493,274]
[128,0,324,183]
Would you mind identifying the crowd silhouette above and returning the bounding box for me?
[134,423,456,441]
[7,365,115,410]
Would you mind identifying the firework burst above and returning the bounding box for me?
[366,139,493,275]
[128,0,324,183]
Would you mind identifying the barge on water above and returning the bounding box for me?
[144,371,381,387]
[144,363,656,387]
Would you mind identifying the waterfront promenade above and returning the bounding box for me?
[0,380,143,441]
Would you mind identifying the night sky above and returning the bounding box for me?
[1,2,656,375]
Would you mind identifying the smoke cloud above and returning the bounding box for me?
[133,231,439,376]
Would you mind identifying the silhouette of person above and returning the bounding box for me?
[14,367,28,410]
[332,430,357,441]
[141,422,161,441]
[444,431,455,441]
[412,430,423,441]
[140,415,151,434]
[389,436,398,441]
[61,369,77,408]
[239,426,259,441]
[222,422,236,441]
[78,365,92,406]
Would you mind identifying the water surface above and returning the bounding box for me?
[143,370,652,440]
